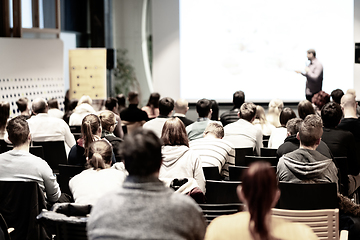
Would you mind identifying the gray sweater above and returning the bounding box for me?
[87,175,207,240]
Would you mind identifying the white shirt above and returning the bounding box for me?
[268,127,287,149]
[48,108,64,119]
[142,117,169,138]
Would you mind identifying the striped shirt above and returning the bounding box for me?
[220,109,240,127]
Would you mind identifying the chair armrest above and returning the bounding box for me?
[340,230,348,240]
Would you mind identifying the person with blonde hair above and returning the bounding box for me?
[69,95,96,126]
[266,99,283,128]
[252,105,275,136]
[346,89,360,117]
[205,162,318,240]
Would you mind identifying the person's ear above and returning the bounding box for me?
[271,189,281,208]
[237,186,246,204]
[296,132,300,140]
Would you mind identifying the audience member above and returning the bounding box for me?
[186,98,216,141]
[69,140,127,205]
[116,93,126,113]
[268,107,296,149]
[297,100,315,120]
[104,97,124,139]
[190,122,235,179]
[141,92,160,119]
[312,90,330,115]
[266,98,283,128]
[99,110,123,162]
[173,98,193,127]
[0,117,61,203]
[87,128,206,240]
[205,162,318,240]
[16,97,30,119]
[346,89,360,117]
[224,102,263,155]
[210,99,219,121]
[321,102,360,195]
[220,90,244,126]
[27,98,75,154]
[160,118,206,193]
[338,94,360,142]
[69,95,96,126]
[331,88,344,104]
[143,97,174,138]
[252,105,275,136]
[47,98,64,119]
[63,99,78,125]
[0,101,10,140]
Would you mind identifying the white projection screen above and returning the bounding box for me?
[179,0,354,102]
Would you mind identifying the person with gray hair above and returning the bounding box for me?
[190,122,235,179]
[69,95,96,126]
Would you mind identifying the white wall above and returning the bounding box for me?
[354,0,360,99]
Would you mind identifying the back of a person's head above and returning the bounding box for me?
[204,122,224,139]
[321,102,342,128]
[279,108,296,127]
[196,99,212,118]
[297,100,315,120]
[161,117,189,147]
[105,97,118,111]
[286,118,303,136]
[116,94,126,107]
[120,128,162,176]
[210,100,219,121]
[78,95,92,106]
[6,116,30,147]
[254,105,266,124]
[87,140,113,170]
[81,114,101,156]
[239,102,257,122]
[312,91,330,109]
[48,98,59,109]
[268,99,283,114]
[331,89,344,104]
[0,101,10,129]
[128,91,139,103]
[32,98,48,114]
[174,98,188,113]
[147,93,160,108]
[233,90,245,108]
[346,89,356,98]
[299,114,323,147]
[241,161,278,240]
[16,98,28,112]
[307,49,316,57]
[159,97,174,116]
[99,110,116,132]
[341,93,356,109]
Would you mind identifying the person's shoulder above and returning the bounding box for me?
[168,192,202,212]
[272,217,318,240]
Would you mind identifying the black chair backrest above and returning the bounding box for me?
[203,166,221,180]
[263,135,270,148]
[0,140,7,154]
[235,147,254,166]
[4,145,44,160]
[205,180,242,204]
[260,148,277,157]
[69,126,81,134]
[58,164,85,196]
[33,141,67,173]
[0,214,10,240]
[334,156,349,196]
[278,182,338,210]
[244,156,278,167]
[0,181,47,240]
[228,166,248,181]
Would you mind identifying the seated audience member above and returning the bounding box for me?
[346,89,360,117]
[252,105,275,136]
[116,93,126,113]
[0,117,61,203]
[63,99,78,125]
[104,97,124,139]
[224,102,263,155]
[186,98,217,141]
[99,110,123,162]
[220,90,244,126]
[120,91,149,132]
[0,101,10,140]
[141,92,160,119]
[87,129,206,240]
[277,114,338,189]
[47,98,64,119]
[205,162,318,240]
[297,100,315,120]
[268,107,296,149]
[160,118,206,193]
[266,98,284,128]
[143,97,174,138]
[321,102,360,195]
[338,94,360,142]
[312,90,330,115]
[16,97,30,119]
[27,98,76,154]
[173,98,193,127]
[210,100,219,121]
[69,95,96,126]
[190,122,235,179]
[331,88,344,104]
[69,140,127,205]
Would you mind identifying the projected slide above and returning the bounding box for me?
[180,0,353,102]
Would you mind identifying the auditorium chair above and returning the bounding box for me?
[205,180,242,204]
[202,166,221,180]
[235,147,254,166]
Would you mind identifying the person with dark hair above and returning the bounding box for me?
[143,97,174,138]
[27,98,75,154]
[321,102,360,196]
[210,100,219,121]
[142,92,160,119]
[331,89,345,104]
[205,162,317,240]
[16,97,30,118]
[297,100,315,120]
[104,97,124,139]
[186,98,218,141]
[160,118,205,193]
[0,101,10,141]
[295,49,323,101]
[63,99,78,125]
[220,90,245,126]
[173,98,193,127]
[87,128,206,240]
[47,98,64,119]
[224,102,263,155]
[268,107,296,149]
[69,140,127,205]
[0,116,61,203]
[116,93,126,113]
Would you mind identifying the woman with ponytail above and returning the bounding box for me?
[204,162,318,240]
[69,140,127,205]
